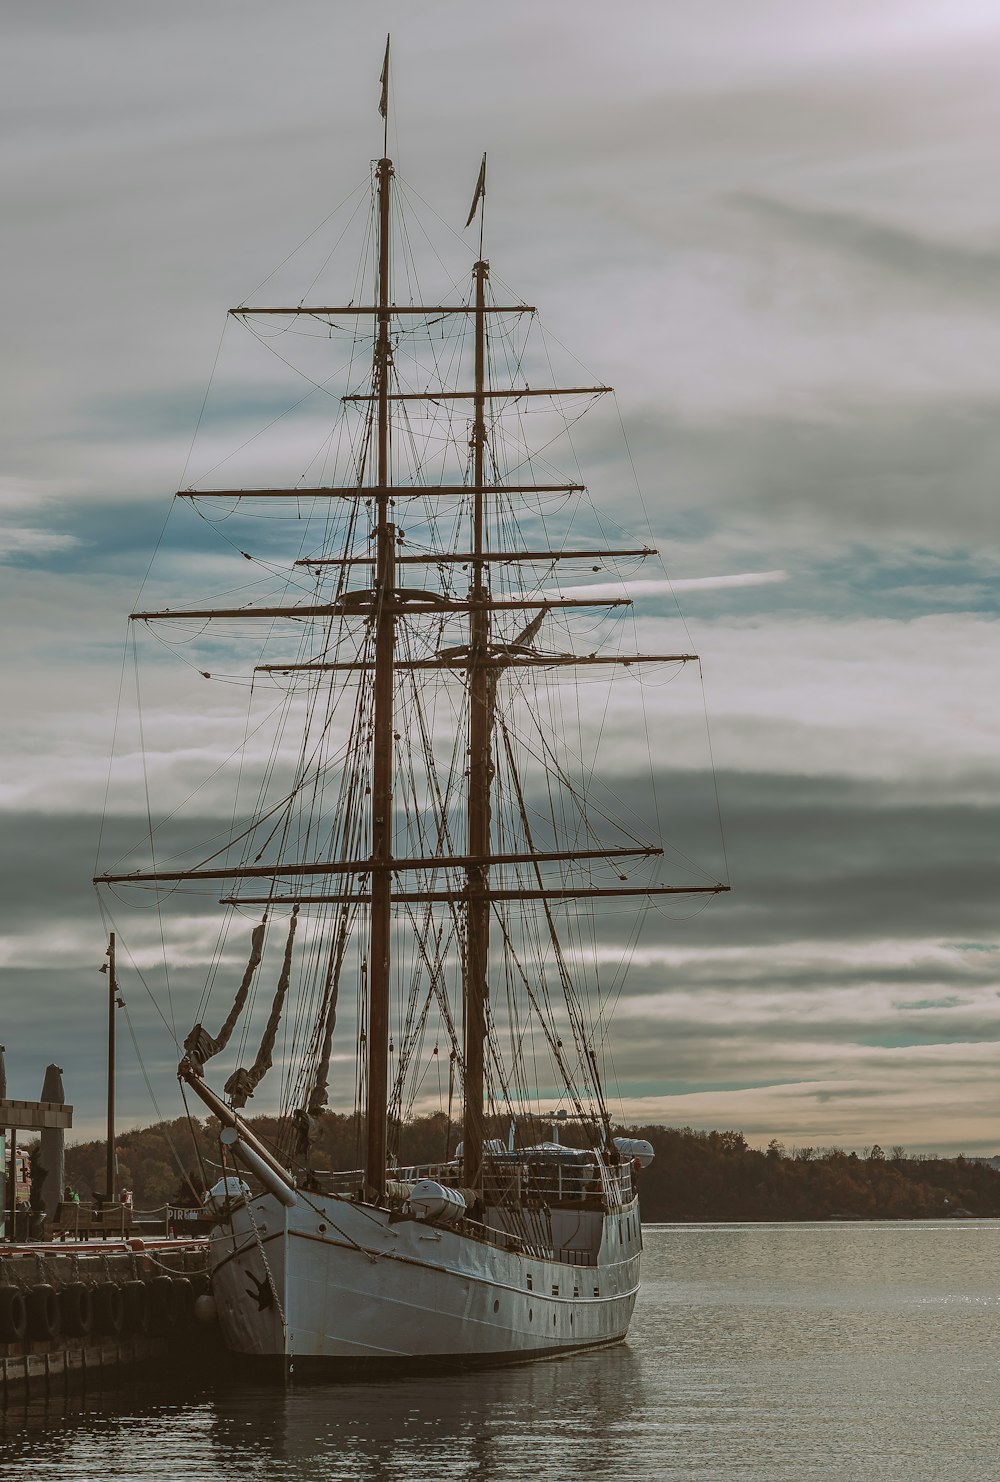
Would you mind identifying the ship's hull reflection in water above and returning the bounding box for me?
[0,1346,647,1479]
[215,1346,644,1475]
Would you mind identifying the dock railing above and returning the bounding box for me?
[51,1201,135,1242]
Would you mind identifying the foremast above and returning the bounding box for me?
[367,154,395,1201]
[464,258,491,1194]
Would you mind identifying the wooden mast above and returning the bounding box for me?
[464,259,491,1195]
[366,153,395,1201]
[106,932,117,1203]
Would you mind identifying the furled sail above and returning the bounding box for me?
[224,907,299,1107]
[182,917,266,1074]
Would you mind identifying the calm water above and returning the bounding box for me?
[2,1222,998,1480]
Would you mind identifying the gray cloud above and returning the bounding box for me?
[733,193,1000,302]
[618,399,1000,571]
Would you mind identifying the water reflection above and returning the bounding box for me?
[2,1225,999,1482]
[206,1344,647,1480]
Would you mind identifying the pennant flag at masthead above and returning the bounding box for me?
[465,153,487,229]
[379,35,390,119]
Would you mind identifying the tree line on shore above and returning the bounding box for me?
[623,1126,1000,1221]
[62,1113,1000,1220]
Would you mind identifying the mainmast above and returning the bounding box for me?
[366,153,395,1200]
[464,259,491,1194]
[106,932,117,1203]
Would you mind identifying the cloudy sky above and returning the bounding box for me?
[3,1,999,1155]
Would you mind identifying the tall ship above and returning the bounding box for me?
[94,44,728,1372]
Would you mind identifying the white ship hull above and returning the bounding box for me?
[209,1189,642,1372]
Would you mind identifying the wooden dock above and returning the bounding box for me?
[2,1337,169,1394]
[0,1238,210,1402]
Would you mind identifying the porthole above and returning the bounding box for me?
[553,1314,557,1326]
[528,1308,533,1321]
[318,1223,327,1233]
[493,1299,500,1313]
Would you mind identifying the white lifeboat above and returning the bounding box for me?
[409,1178,467,1223]
[613,1137,655,1169]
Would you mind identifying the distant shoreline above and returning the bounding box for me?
[62,1114,1000,1223]
[641,1213,1000,1225]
